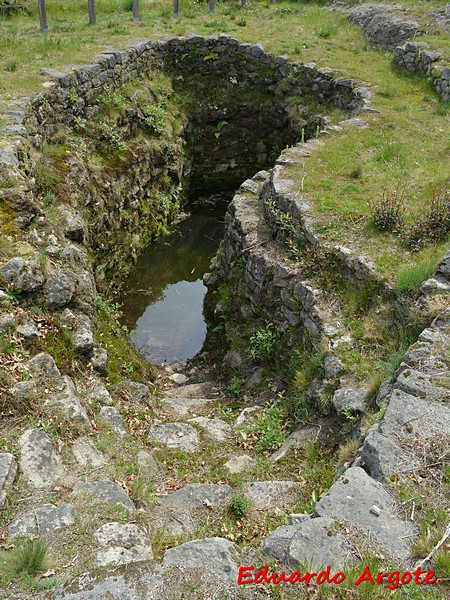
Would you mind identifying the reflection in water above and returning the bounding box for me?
[120,202,227,365]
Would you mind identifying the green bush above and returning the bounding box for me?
[247,323,280,361]
[228,495,251,518]
[12,539,48,576]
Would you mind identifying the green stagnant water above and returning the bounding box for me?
[120,199,229,365]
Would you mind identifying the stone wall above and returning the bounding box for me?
[393,41,450,101]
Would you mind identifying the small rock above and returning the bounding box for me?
[0,290,10,303]
[113,380,150,403]
[99,406,128,436]
[73,315,94,355]
[0,257,44,292]
[245,368,264,390]
[169,373,188,385]
[0,453,17,509]
[25,352,61,379]
[188,417,232,442]
[223,350,244,369]
[72,480,135,512]
[44,375,91,429]
[370,505,381,516]
[72,438,106,467]
[137,450,165,486]
[59,206,86,243]
[234,406,263,428]
[45,268,78,309]
[60,308,77,326]
[324,355,343,378]
[0,314,15,332]
[160,396,214,417]
[90,345,108,375]
[86,380,113,405]
[16,321,39,339]
[148,423,199,452]
[9,503,75,537]
[332,388,368,415]
[288,513,310,525]
[223,455,257,474]
[19,428,66,489]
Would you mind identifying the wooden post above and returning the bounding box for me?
[172,0,179,18]
[132,0,140,22]
[38,0,48,33]
[208,0,215,13]
[88,0,96,25]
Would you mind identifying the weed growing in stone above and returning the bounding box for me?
[368,187,406,232]
[228,494,251,518]
[247,323,280,361]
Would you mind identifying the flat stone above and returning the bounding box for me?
[96,545,153,567]
[148,423,199,452]
[381,390,450,437]
[168,373,188,385]
[314,467,416,560]
[394,368,449,403]
[223,455,257,474]
[26,352,61,379]
[161,483,232,511]
[188,417,232,442]
[99,406,128,436]
[72,438,106,468]
[0,257,44,292]
[44,375,91,429]
[160,396,215,417]
[0,147,19,168]
[19,428,66,489]
[113,380,150,403]
[287,517,355,570]
[163,538,240,583]
[168,382,218,399]
[73,480,135,512]
[0,453,17,509]
[332,387,369,415]
[94,522,151,549]
[270,424,320,462]
[324,355,343,378]
[358,427,418,481]
[242,481,301,511]
[9,503,75,538]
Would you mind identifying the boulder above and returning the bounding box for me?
[242,481,301,511]
[45,269,78,308]
[25,352,61,379]
[72,438,106,468]
[0,257,44,292]
[99,406,128,436]
[188,417,232,442]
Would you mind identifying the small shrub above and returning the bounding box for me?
[403,188,450,251]
[368,187,406,232]
[228,376,244,397]
[142,103,168,136]
[12,539,48,576]
[247,323,280,361]
[316,24,338,38]
[228,495,251,518]
[43,191,57,206]
[98,122,127,153]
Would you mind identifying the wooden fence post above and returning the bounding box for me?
[172,0,179,18]
[208,0,215,13]
[88,0,96,25]
[132,0,140,22]
[38,0,48,33]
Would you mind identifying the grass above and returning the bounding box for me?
[396,258,440,293]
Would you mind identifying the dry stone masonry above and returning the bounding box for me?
[0,26,449,600]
